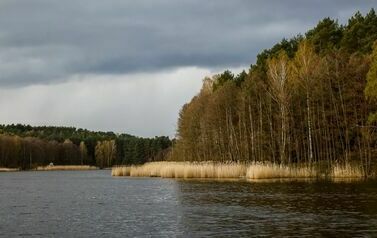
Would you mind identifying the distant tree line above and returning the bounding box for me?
[0,125,171,169]
[170,10,377,177]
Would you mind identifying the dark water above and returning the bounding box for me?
[0,171,376,237]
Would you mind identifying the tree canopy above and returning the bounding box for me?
[0,124,171,169]
[170,9,377,177]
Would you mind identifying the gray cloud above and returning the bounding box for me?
[0,0,375,87]
[0,68,215,137]
[0,1,376,136]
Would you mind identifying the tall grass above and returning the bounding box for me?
[112,161,372,180]
[332,164,364,178]
[246,163,315,179]
[111,166,131,176]
[36,165,97,171]
[112,162,246,179]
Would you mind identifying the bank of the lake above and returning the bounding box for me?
[0,165,100,172]
[112,161,376,180]
[36,165,98,171]
[0,167,19,172]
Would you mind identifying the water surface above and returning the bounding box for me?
[0,171,376,237]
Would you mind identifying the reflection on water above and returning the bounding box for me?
[0,171,376,237]
[176,180,377,237]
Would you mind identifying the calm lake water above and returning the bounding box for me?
[0,171,376,237]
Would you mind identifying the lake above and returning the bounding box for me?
[0,170,376,237]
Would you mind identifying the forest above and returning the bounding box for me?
[2,10,377,177]
[0,124,171,169]
[169,10,377,177]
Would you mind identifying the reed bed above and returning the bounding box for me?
[36,165,98,171]
[0,168,20,172]
[112,162,247,179]
[246,163,315,179]
[159,162,247,179]
[111,166,132,176]
[112,161,371,180]
[332,164,364,178]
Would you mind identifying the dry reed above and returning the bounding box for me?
[111,166,131,176]
[0,168,19,172]
[112,162,247,179]
[246,163,315,179]
[112,161,371,180]
[332,164,364,178]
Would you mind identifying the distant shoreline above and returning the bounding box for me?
[0,168,20,172]
[0,165,101,172]
[36,165,98,171]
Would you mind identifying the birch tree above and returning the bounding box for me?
[291,41,320,164]
[267,51,291,164]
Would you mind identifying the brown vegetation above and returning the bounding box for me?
[0,168,19,172]
[112,161,371,180]
[161,11,377,179]
[112,162,246,179]
[168,39,377,178]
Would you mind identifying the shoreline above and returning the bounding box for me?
[36,165,98,171]
[0,165,99,172]
[0,168,20,172]
[112,161,376,180]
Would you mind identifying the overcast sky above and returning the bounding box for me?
[0,1,375,137]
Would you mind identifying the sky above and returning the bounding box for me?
[0,0,376,137]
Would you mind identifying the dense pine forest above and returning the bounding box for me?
[170,10,377,177]
[0,124,171,169]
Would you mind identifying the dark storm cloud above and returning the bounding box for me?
[0,0,375,86]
